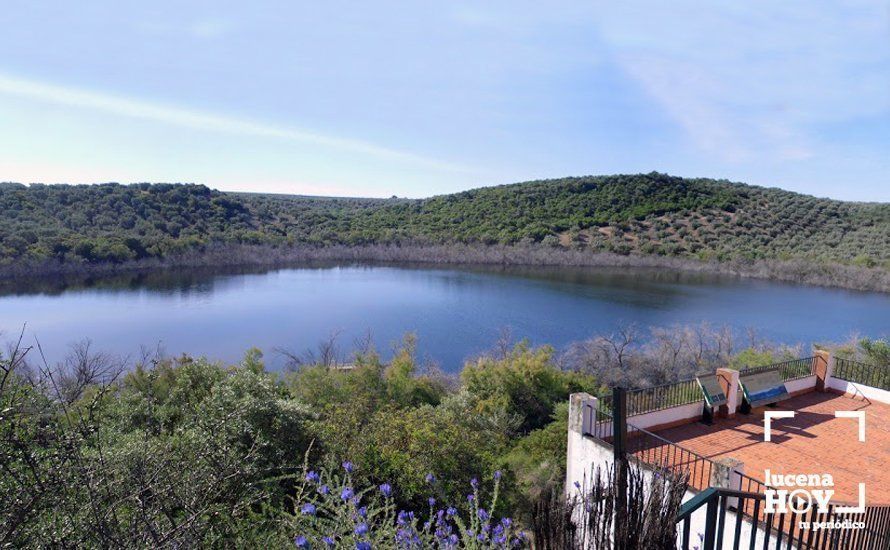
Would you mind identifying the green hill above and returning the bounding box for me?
[1,173,887,269]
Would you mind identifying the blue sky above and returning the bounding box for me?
[0,1,888,200]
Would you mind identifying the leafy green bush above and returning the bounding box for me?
[500,403,569,519]
[1,349,314,546]
[858,338,890,365]
[728,348,797,370]
[461,343,597,433]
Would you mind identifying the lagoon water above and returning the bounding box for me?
[1,263,887,371]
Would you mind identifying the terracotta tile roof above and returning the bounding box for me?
[649,392,890,505]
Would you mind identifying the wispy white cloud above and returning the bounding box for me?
[592,1,890,164]
[617,55,759,163]
[0,72,471,173]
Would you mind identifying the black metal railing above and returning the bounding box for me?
[598,357,824,417]
[739,356,817,382]
[597,377,703,418]
[587,402,613,441]
[628,378,702,415]
[595,355,822,420]
[735,471,766,495]
[625,421,717,492]
[676,487,890,550]
[834,357,890,391]
[589,407,718,492]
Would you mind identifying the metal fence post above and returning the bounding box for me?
[703,495,719,549]
[613,386,628,529]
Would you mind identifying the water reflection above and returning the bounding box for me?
[0,263,887,371]
[0,263,312,297]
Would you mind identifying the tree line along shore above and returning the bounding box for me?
[1,243,888,294]
[0,173,887,291]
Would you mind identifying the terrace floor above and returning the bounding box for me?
[650,391,890,505]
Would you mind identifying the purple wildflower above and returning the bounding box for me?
[354,523,368,536]
[294,535,309,548]
[305,471,320,483]
[379,483,392,497]
[300,503,316,516]
[396,528,412,543]
[342,461,354,473]
[340,487,354,501]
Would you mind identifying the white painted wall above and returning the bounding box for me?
[583,401,704,441]
[785,375,817,395]
[566,393,614,494]
[826,377,890,405]
[630,401,704,431]
[566,419,615,495]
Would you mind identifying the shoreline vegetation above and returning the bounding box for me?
[1,173,887,292]
[1,242,888,293]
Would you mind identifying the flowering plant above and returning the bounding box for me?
[290,462,526,548]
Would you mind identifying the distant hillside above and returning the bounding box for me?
[347,174,888,265]
[0,182,388,263]
[0,173,887,275]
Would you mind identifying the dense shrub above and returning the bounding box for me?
[461,343,597,433]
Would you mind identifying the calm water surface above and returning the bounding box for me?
[1,263,887,371]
